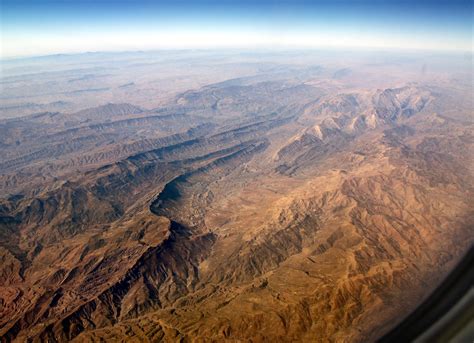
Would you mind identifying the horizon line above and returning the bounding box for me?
[2,45,472,62]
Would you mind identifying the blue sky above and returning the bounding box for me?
[1,0,472,57]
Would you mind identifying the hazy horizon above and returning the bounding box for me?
[1,0,472,58]
[2,47,473,63]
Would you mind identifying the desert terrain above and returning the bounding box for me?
[0,50,473,342]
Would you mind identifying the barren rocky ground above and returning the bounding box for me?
[0,50,472,342]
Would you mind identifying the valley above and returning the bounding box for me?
[0,50,472,342]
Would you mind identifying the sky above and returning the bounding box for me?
[1,0,472,58]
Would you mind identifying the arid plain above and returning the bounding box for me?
[0,50,473,342]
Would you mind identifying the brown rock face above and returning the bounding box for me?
[0,52,473,342]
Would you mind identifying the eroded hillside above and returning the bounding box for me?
[0,54,473,342]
